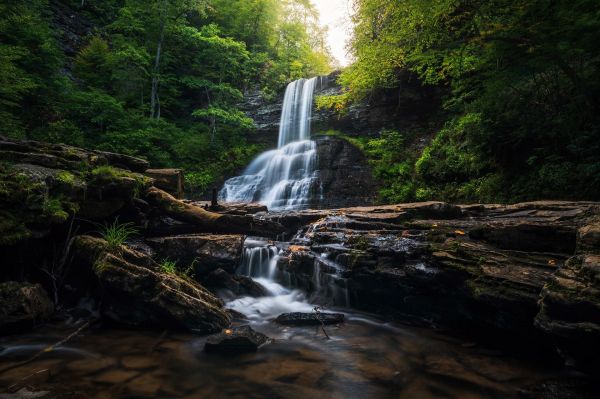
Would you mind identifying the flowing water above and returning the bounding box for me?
[0,242,592,398]
[220,77,323,210]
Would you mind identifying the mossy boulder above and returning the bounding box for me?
[69,235,231,334]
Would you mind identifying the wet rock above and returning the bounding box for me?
[272,200,600,358]
[145,234,244,274]
[204,325,270,353]
[70,235,231,334]
[0,388,52,399]
[0,281,54,335]
[315,135,379,208]
[578,219,600,254]
[275,312,345,326]
[203,268,268,298]
[535,254,600,373]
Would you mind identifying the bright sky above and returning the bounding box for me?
[311,0,353,67]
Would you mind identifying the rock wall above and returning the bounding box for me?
[241,70,443,144]
[315,135,378,208]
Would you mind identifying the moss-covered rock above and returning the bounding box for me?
[69,235,231,334]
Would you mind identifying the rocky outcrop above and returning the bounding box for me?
[0,282,54,335]
[69,235,231,334]
[265,201,600,370]
[241,71,443,143]
[145,234,244,274]
[315,135,378,208]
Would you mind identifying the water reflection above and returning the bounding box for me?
[0,316,567,399]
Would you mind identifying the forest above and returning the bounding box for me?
[2,0,599,202]
[1,0,332,195]
[1,1,600,398]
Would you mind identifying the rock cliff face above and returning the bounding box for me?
[241,70,442,143]
[314,135,378,208]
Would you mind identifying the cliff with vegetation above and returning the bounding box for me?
[317,0,600,205]
[0,0,332,199]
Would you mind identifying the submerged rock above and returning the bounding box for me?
[69,235,231,334]
[0,281,54,335]
[275,312,345,326]
[204,325,270,353]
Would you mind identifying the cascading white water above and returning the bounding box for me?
[227,239,313,323]
[226,238,350,324]
[220,77,321,210]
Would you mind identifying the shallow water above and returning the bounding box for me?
[0,312,571,399]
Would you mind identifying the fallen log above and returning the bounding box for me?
[145,187,284,238]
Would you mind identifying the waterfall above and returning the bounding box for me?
[220,77,321,210]
[226,238,350,323]
[227,238,313,323]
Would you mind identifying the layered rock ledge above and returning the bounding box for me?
[254,201,600,372]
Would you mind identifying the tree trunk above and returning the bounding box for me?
[150,17,166,119]
[145,187,284,237]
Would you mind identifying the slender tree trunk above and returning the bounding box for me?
[150,2,167,119]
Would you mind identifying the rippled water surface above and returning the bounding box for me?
[0,313,573,399]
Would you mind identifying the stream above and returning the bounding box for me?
[0,237,584,399]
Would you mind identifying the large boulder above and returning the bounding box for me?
[0,281,54,335]
[69,235,231,334]
[578,219,600,254]
[145,234,245,275]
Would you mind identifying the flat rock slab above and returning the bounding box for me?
[275,312,345,326]
[204,325,271,354]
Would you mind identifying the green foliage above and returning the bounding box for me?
[0,0,332,198]
[98,218,138,250]
[159,259,178,275]
[328,0,600,203]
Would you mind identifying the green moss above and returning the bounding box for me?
[41,198,70,223]
[56,170,76,185]
[0,210,31,245]
[88,165,152,197]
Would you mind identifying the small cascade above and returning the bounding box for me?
[220,77,322,210]
[226,237,351,323]
[227,239,313,323]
